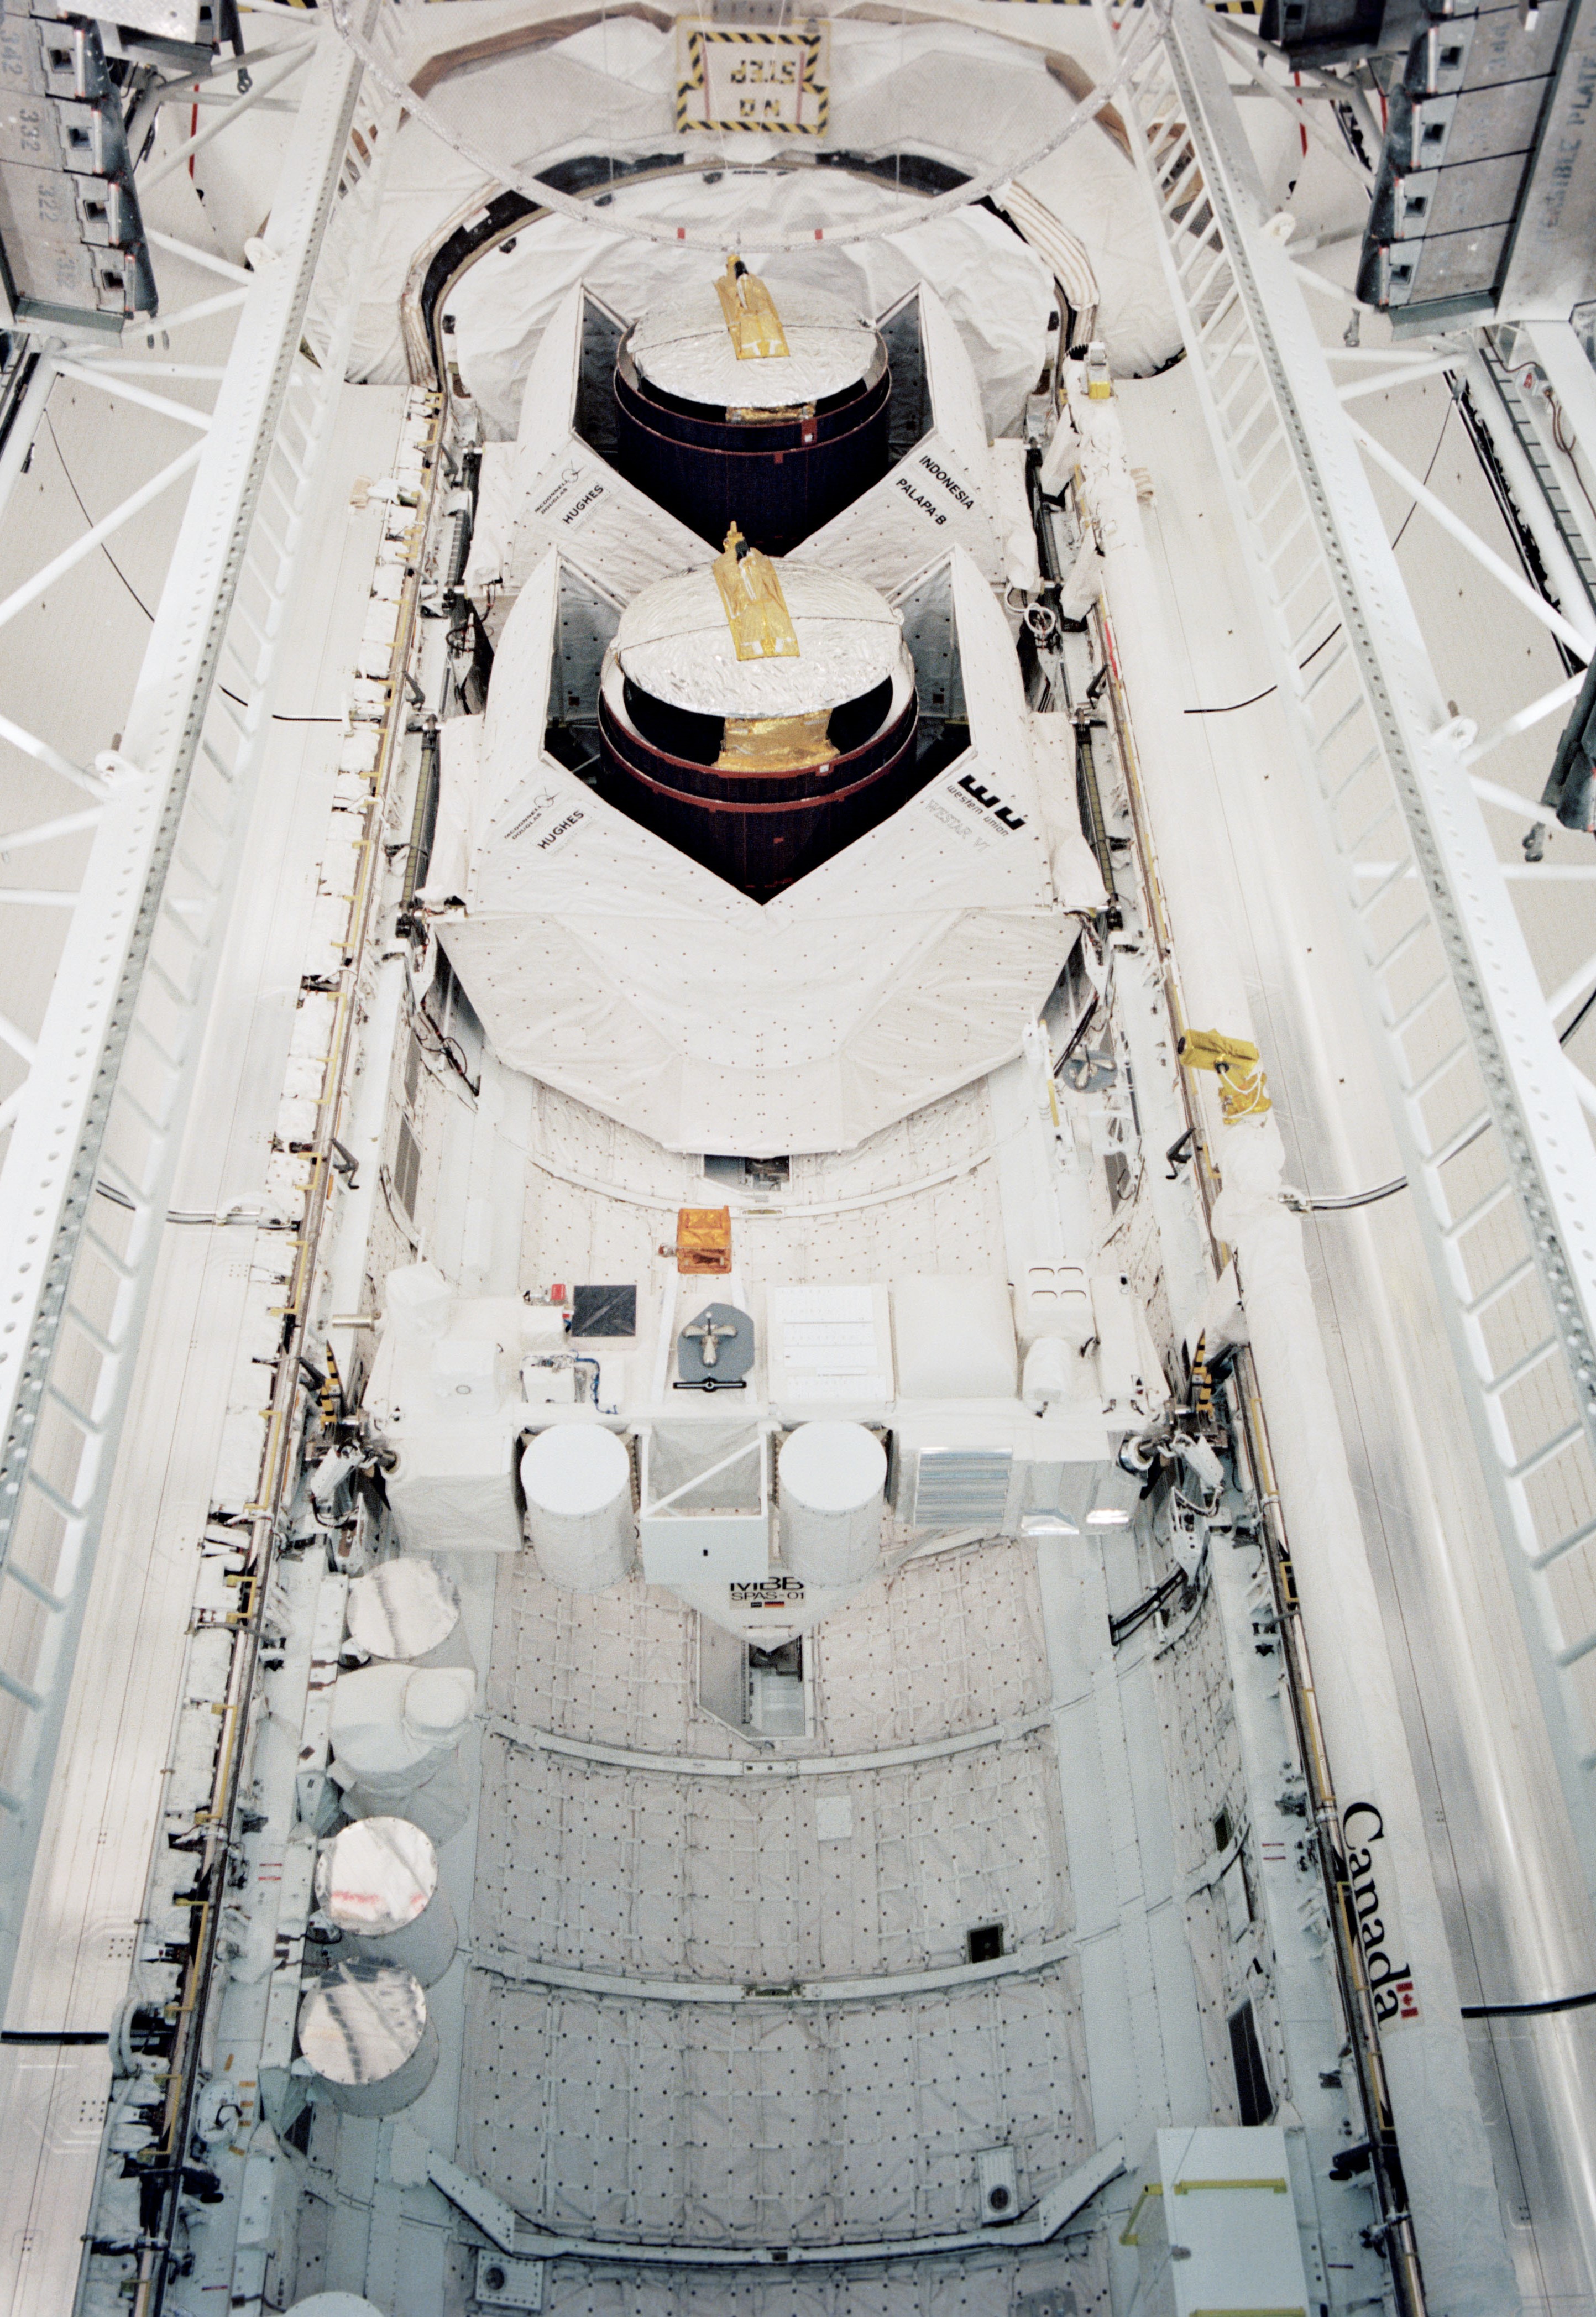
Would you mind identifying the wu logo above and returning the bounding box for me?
[957,771,1027,832]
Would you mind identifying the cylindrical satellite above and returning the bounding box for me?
[520,1424,634,1591]
[327,1662,477,1847]
[615,260,890,555]
[344,1557,465,1668]
[296,1960,441,2117]
[778,1422,887,1588]
[315,1816,459,1986]
[598,538,918,901]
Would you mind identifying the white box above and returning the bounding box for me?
[638,1424,770,1585]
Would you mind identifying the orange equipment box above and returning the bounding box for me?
[663,1207,732,1275]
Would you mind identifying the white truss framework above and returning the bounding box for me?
[1115,0,1596,1900]
[0,23,388,2012]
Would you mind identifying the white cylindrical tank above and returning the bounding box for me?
[297,1960,440,2117]
[315,1817,459,1986]
[519,1425,633,1591]
[778,1422,886,1587]
[345,1558,463,1664]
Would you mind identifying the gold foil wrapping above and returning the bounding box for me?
[715,253,790,359]
[712,522,800,661]
[716,709,837,773]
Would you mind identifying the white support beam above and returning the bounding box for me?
[141,230,251,285]
[0,21,373,2016]
[1336,357,1458,400]
[0,715,104,798]
[1348,414,1594,659]
[0,810,102,854]
[138,42,316,192]
[1463,668,1586,763]
[1288,257,1363,306]
[133,286,249,336]
[1550,951,1596,1020]
[1469,773,1551,824]
[64,362,227,380]
[0,441,205,635]
[53,358,212,431]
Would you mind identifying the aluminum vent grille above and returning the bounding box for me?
[912,1447,1012,1526]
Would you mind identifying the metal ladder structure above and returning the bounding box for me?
[1115,0,1596,1903]
[0,19,390,2013]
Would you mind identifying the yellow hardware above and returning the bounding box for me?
[1190,1330,1215,1425]
[1082,342,1113,401]
[1179,1028,1259,1073]
[713,523,800,661]
[321,1341,343,1429]
[1118,2182,1162,2245]
[1172,2178,1290,2194]
[717,708,835,773]
[729,401,813,422]
[1178,1027,1271,1121]
[715,254,789,359]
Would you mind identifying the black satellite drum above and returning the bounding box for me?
[614,259,891,556]
[596,531,919,903]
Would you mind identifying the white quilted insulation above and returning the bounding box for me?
[631,281,876,409]
[463,1541,1093,2247]
[615,562,903,715]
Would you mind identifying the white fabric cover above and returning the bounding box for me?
[384,1260,452,1337]
[892,1276,1019,1399]
[442,172,1053,442]
[1017,130,1181,378]
[342,1753,471,1851]
[1022,1335,1076,1413]
[777,1422,886,1588]
[520,1424,634,1593]
[436,546,1066,1154]
[328,1662,477,1796]
[383,1419,523,1554]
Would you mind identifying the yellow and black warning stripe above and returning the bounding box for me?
[675,21,828,136]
